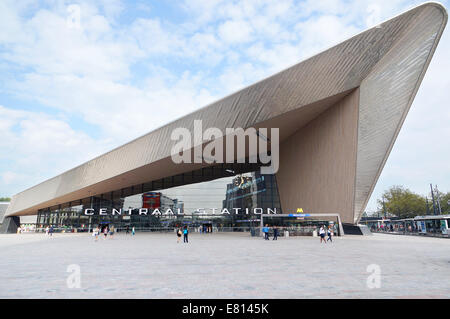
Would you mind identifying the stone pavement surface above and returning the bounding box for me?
[0,232,449,299]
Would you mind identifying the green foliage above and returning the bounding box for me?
[377,185,427,218]
[0,197,11,202]
[437,192,450,214]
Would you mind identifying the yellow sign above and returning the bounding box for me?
[296,208,304,213]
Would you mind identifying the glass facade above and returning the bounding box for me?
[36,167,284,233]
[34,162,337,234]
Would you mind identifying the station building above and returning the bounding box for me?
[1,3,447,235]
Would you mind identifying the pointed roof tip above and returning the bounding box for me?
[419,2,448,22]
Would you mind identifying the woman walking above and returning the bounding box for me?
[93,226,99,241]
[319,226,326,244]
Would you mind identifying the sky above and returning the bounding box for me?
[0,0,449,213]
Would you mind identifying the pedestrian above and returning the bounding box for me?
[327,226,333,242]
[319,226,326,243]
[126,225,130,235]
[45,226,49,236]
[92,226,99,241]
[273,226,278,240]
[262,224,269,240]
[177,228,182,243]
[183,226,189,243]
[103,226,108,239]
[49,225,54,238]
[109,225,115,239]
[131,226,135,236]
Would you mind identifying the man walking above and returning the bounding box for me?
[183,226,189,243]
[262,224,269,240]
[273,226,279,240]
[327,226,333,242]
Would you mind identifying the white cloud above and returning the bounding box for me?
[218,19,253,44]
[0,105,109,194]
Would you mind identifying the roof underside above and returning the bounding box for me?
[6,3,447,220]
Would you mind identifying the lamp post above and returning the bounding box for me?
[434,185,442,215]
[430,183,437,215]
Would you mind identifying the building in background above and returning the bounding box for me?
[0,202,9,225]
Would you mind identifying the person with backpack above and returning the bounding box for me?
[183,226,189,243]
[177,228,182,243]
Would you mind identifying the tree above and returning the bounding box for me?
[0,197,10,202]
[377,186,427,218]
[437,192,450,214]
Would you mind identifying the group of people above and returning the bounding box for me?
[176,226,189,243]
[262,224,279,240]
[261,224,334,243]
[199,225,213,233]
[92,225,116,241]
[44,225,54,237]
[319,225,333,243]
[125,225,136,236]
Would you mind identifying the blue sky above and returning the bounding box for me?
[0,0,449,213]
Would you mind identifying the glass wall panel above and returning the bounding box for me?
[32,169,283,233]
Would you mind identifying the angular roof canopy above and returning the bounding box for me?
[6,2,447,223]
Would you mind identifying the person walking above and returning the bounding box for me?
[131,226,135,236]
[319,226,326,244]
[45,226,49,236]
[109,225,115,239]
[273,226,279,240]
[177,227,182,243]
[93,226,99,241]
[103,226,108,239]
[262,224,269,240]
[49,225,54,238]
[327,226,333,242]
[183,226,189,243]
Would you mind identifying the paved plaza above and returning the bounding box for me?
[0,232,449,298]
